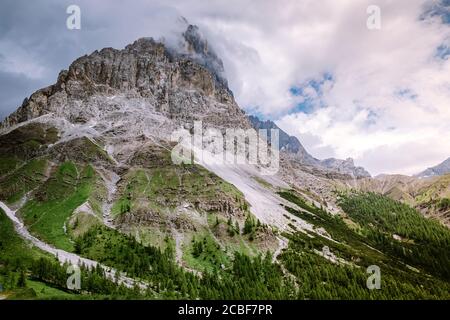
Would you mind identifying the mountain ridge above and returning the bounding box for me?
[248,115,371,178]
[416,157,450,178]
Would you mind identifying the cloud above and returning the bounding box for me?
[271,0,450,175]
[0,0,449,175]
[0,0,187,117]
[0,70,44,120]
[163,0,450,175]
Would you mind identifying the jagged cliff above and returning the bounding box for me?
[1,35,247,132]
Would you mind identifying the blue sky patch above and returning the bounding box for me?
[421,0,450,24]
[288,72,334,115]
[436,44,450,60]
[395,88,418,100]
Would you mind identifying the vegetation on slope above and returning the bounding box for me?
[2,123,449,300]
[0,208,151,300]
[112,164,247,218]
[110,145,275,270]
[0,158,49,203]
[73,224,293,299]
[278,190,450,299]
[0,209,45,265]
[19,162,99,251]
[0,123,58,162]
[184,233,230,273]
[280,232,449,299]
[338,192,450,281]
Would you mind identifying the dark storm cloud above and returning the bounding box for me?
[0,0,185,120]
[0,0,68,118]
[0,70,44,120]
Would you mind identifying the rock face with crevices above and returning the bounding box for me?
[1,36,248,132]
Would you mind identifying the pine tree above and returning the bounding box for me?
[244,215,255,234]
[17,270,27,288]
[235,221,240,234]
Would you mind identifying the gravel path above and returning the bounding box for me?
[0,201,146,289]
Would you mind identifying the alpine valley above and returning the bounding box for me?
[0,24,449,300]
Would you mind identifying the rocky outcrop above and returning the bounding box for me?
[248,115,318,165]
[320,157,370,179]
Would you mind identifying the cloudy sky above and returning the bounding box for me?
[1,0,449,175]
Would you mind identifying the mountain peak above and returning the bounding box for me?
[247,115,316,164]
[179,24,229,91]
[125,37,161,52]
[416,157,450,178]
[0,24,244,131]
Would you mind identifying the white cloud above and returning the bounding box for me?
[0,40,48,79]
[165,0,450,175]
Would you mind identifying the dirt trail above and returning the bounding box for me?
[96,168,120,228]
[0,201,145,289]
[273,236,288,262]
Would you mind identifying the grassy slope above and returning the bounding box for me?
[112,164,246,217]
[0,123,59,197]
[112,146,247,219]
[415,174,450,203]
[19,162,98,251]
[0,156,23,177]
[25,280,75,299]
[0,158,49,203]
[278,190,450,299]
[0,208,46,264]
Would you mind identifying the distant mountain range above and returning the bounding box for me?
[248,115,371,178]
[416,157,450,178]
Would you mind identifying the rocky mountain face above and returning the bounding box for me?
[248,115,371,179]
[416,157,450,178]
[1,36,247,132]
[0,25,290,270]
[248,115,317,165]
[320,157,371,179]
